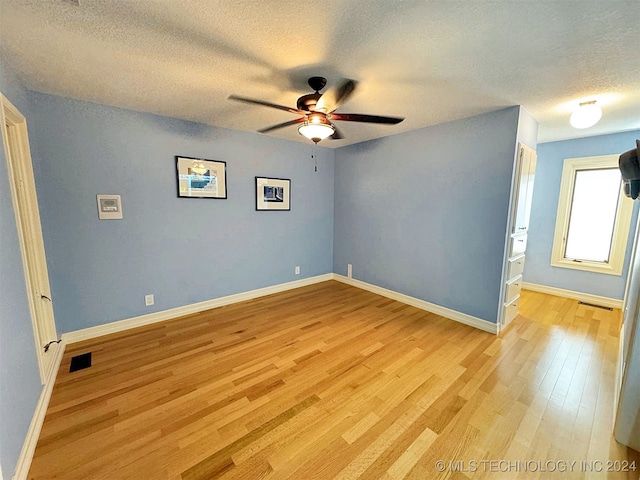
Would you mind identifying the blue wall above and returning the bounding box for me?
[27,92,335,334]
[11,69,637,477]
[525,130,640,299]
[0,58,43,478]
[333,107,523,323]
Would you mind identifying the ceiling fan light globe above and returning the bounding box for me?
[298,123,335,142]
[570,102,602,129]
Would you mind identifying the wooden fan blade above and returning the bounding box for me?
[258,117,305,133]
[331,113,404,124]
[316,79,357,113]
[228,95,305,115]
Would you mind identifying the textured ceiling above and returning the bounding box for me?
[0,0,639,147]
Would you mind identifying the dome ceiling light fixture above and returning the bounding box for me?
[570,100,602,129]
[298,112,335,143]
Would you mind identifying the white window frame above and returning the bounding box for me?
[551,154,633,276]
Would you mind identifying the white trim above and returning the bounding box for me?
[550,154,633,276]
[498,142,536,328]
[12,340,66,480]
[1,93,58,384]
[62,273,498,346]
[333,274,499,334]
[614,321,625,421]
[522,282,623,309]
[62,274,334,344]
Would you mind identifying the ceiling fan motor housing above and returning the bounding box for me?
[296,76,328,111]
[296,93,322,111]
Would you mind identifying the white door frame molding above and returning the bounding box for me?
[1,92,59,383]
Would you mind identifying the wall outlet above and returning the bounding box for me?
[145,294,154,306]
[347,264,352,278]
[295,266,300,275]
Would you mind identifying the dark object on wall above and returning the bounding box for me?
[619,140,640,199]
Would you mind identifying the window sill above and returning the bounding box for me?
[550,258,622,276]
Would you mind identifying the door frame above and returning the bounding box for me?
[1,92,58,384]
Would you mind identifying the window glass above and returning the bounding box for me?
[565,168,621,262]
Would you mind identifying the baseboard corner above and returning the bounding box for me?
[333,274,498,334]
[521,282,623,309]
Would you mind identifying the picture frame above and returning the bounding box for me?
[255,177,290,211]
[176,156,227,199]
[96,194,123,220]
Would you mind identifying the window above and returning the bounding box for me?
[551,154,633,275]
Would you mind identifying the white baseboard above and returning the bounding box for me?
[13,340,66,480]
[62,274,334,344]
[333,274,499,334]
[62,272,499,347]
[522,282,623,309]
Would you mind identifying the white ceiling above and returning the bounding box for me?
[1,0,639,148]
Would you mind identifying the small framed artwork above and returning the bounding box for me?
[176,156,227,199]
[96,194,123,220]
[255,177,290,211]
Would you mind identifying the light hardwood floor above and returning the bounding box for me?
[29,281,639,479]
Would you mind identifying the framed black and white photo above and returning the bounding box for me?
[176,156,227,199]
[255,177,290,211]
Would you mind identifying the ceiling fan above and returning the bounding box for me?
[229,76,404,143]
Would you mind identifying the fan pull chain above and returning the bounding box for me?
[312,144,317,172]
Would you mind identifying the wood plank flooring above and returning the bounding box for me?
[28,281,639,479]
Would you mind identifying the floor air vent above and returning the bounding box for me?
[578,301,613,311]
[69,352,92,372]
